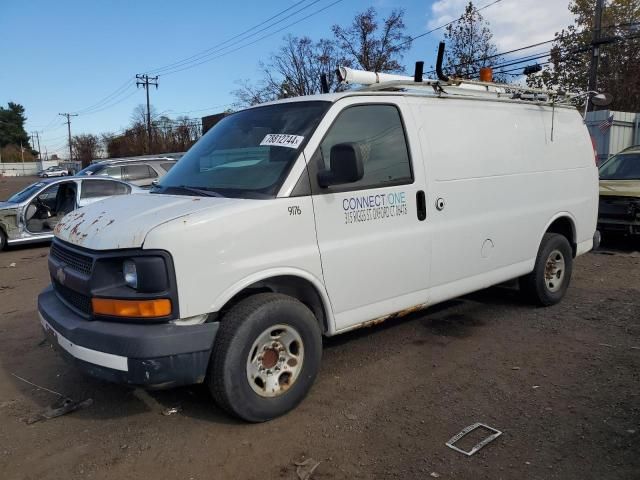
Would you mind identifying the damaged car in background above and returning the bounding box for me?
[598,145,640,238]
[0,176,143,251]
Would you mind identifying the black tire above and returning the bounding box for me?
[0,229,6,251]
[519,233,573,306]
[208,293,322,422]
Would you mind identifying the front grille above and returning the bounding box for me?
[51,242,93,275]
[53,280,92,315]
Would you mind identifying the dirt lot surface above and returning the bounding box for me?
[1,176,639,479]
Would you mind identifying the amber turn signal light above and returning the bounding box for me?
[92,298,172,318]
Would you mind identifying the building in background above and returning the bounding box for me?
[586,110,640,165]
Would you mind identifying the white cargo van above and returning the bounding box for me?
[38,70,598,421]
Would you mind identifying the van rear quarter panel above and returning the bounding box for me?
[410,97,597,290]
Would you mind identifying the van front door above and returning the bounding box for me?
[306,100,430,331]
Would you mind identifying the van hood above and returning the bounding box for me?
[599,180,640,198]
[54,193,237,250]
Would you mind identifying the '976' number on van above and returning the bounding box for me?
[288,206,302,216]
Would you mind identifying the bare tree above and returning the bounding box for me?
[103,107,202,158]
[332,8,412,72]
[71,134,101,167]
[232,8,412,108]
[233,35,345,108]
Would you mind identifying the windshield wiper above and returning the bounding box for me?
[160,185,225,198]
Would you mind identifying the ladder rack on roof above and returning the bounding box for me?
[336,65,568,105]
[334,42,572,106]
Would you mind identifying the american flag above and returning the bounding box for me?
[598,114,614,132]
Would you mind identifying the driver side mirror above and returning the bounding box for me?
[317,142,364,188]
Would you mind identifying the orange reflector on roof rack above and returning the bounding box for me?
[92,298,171,318]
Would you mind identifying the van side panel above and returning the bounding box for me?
[412,98,597,295]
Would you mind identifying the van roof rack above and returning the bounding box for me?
[337,65,569,105]
[335,41,572,106]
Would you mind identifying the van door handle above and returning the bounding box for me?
[416,190,426,221]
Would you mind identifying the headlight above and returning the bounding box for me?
[123,260,138,289]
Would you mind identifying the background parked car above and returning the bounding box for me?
[38,166,69,177]
[0,176,143,250]
[76,158,178,187]
[598,145,640,238]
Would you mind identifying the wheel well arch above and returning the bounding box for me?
[217,275,331,334]
[544,215,577,256]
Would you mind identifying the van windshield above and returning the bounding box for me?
[152,101,330,198]
[599,153,640,180]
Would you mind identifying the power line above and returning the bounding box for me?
[424,21,638,77]
[76,89,139,116]
[72,77,136,115]
[159,0,346,77]
[472,30,639,78]
[145,0,322,75]
[60,2,323,118]
[394,0,504,50]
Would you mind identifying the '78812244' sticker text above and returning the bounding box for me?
[342,192,407,224]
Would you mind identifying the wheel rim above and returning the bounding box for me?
[544,249,566,293]
[246,323,304,398]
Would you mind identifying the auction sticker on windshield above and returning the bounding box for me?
[260,134,304,149]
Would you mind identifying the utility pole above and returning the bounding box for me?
[59,113,78,161]
[35,131,42,161]
[136,74,159,152]
[31,131,42,160]
[587,0,604,112]
[20,141,25,176]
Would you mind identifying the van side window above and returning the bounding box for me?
[312,104,412,192]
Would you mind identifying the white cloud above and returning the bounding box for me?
[427,0,576,51]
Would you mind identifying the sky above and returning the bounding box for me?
[0,0,575,158]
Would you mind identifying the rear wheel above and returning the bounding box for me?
[519,233,573,306]
[208,293,322,422]
[0,229,6,251]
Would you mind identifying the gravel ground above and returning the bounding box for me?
[0,175,639,480]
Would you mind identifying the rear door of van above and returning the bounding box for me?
[305,97,431,331]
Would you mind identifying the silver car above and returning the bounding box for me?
[38,166,69,177]
[0,177,143,250]
[76,158,177,187]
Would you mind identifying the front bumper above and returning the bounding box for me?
[38,286,218,389]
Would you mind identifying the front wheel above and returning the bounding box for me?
[208,293,322,422]
[519,233,573,306]
[0,229,6,251]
